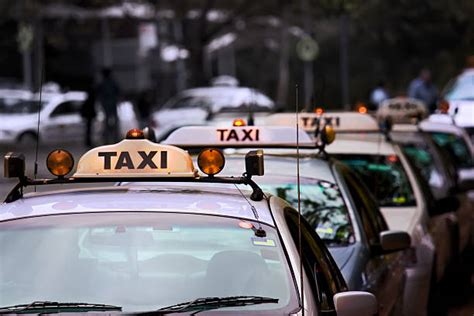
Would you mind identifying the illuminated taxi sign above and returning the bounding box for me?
[265,112,379,133]
[74,140,196,178]
[163,126,314,147]
[377,97,428,124]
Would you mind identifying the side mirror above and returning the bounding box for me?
[4,152,25,178]
[456,171,474,192]
[380,230,411,253]
[333,291,378,316]
[245,150,264,176]
[429,195,460,216]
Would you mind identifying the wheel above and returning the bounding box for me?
[18,132,38,145]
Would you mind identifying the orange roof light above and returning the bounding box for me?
[126,128,145,139]
[46,149,74,177]
[233,118,246,127]
[314,107,324,115]
[438,100,450,114]
[197,148,225,176]
[356,102,368,114]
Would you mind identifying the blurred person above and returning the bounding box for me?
[370,80,389,108]
[81,81,96,147]
[407,68,438,112]
[97,68,120,143]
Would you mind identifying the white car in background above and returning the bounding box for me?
[441,68,474,141]
[0,90,137,144]
[151,85,275,141]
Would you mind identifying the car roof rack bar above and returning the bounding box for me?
[4,175,264,204]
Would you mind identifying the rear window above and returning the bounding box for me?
[335,154,417,207]
[430,132,473,168]
[258,177,355,246]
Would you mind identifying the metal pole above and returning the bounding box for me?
[339,14,350,109]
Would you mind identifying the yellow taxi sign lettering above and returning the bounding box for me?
[74,140,196,178]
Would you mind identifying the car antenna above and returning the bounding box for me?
[295,84,305,315]
[33,59,45,191]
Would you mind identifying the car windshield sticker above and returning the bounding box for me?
[252,237,276,247]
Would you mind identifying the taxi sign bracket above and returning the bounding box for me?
[4,174,266,203]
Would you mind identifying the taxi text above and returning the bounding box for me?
[98,151,168,170]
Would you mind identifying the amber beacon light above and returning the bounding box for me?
[197,148,225,176]
[126,128,145,139]
[47,149,74,177]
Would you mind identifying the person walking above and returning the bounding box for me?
[370,80,389,108]
[97,68,120,143]
[407,68,438,113]
[81,81,97,147]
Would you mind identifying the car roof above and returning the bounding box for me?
[221,152,337,183]
[325,134,396,155]
[0,185,275,225]
[420,117,467,136]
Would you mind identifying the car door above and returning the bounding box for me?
[284,207,348,316]
[337,165,405,316]
[44,100,85,142]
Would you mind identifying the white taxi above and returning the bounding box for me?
[0,130,377,315]
[162,124,410,316]
[265,111,455,316]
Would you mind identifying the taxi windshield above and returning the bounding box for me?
[0,98,45,114]
[430,132,474,168]
[258,177,354,246]
[444,74,474,101]
[335,154,417,207]
[0,212,297,313]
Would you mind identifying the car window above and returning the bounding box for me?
[444,74,474,101]
[430,132,473,168]
[50,101,83,117]
[259,177,355,246]
[284,207,347,313]
[0,99,45,114]
[337,165,388,247]
[0,212,298,313]
[336,154,416,207]
[402,143,454,199]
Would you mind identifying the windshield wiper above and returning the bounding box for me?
[0,301,122,314]
[151,295,278,314]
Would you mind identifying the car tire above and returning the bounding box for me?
[18,132,38,145]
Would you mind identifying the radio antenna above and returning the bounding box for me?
[295,84,305,315]
[33,58,45,190]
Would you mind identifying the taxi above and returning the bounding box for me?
[0,129,377,315]
[162,124,410,316]
[265,111,453,315]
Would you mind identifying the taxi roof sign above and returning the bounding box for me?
[163,126,315,147]
[74,139,196,178]
[376,97,428,124]
[265,112,380,133]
